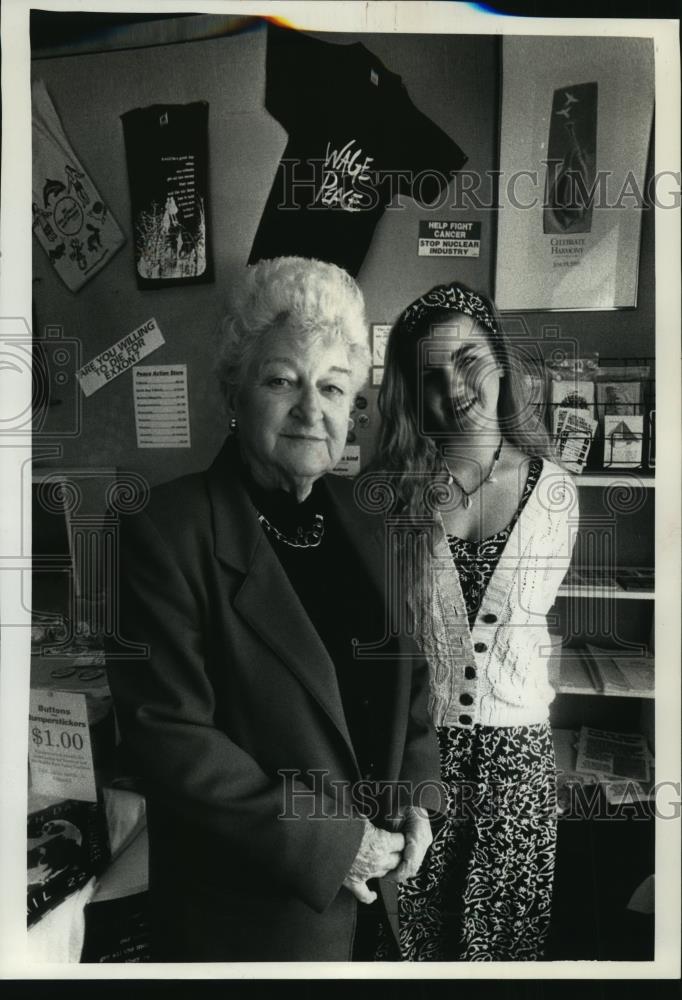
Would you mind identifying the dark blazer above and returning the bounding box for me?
[106,438,441,961]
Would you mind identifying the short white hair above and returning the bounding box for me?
[217,257,370,401]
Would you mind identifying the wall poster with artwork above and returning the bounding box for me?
[495,37,654,311]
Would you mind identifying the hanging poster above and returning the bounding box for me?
[121,103,212,288]
[32,80,125,292]
[495,37,654,310]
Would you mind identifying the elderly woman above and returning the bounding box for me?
[372,281,578,961]
[106,257,440,962]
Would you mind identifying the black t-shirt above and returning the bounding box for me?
[249,24,468,276]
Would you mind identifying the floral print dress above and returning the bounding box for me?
[380,457,558,962]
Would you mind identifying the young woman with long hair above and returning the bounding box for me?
[372,281,578,961]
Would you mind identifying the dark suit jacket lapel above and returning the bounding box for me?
[324,474,386,604]
[207,440,359,772]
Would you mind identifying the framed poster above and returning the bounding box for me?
[495,36,654,310]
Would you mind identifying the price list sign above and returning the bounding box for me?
[29,689,97,802]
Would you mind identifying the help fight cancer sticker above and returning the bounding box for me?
[418,220,481,257]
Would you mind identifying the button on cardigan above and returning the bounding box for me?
[414,459,579,728]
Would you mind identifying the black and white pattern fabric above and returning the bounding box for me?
[400,283,498,337]
[376,456,557,961]
[378,723,557,962]
[448,456,543,628]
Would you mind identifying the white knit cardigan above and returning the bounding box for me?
[415,459,579,728]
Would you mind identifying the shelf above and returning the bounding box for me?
[555,682,654,699]
[551,646,654,700]
[576,473,654,488]
[552,728,655,808]
[558,586,654,600]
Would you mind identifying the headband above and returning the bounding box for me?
[400,284,498,337]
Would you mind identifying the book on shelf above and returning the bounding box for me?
[27,792,110,926]
[596,380,642,418]
[552,406,598,473]
[552,728,653,810]
[603,413,644,469]
[583,643,654,698]
[550,648,599,695]
[550,377,596,414]
[615,567,655,592]
[578,569,622,591]
[597,363,651,380]
[81,890,151,963]
[575,726,652,784]
[561,567,587,588]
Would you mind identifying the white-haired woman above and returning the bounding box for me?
[107,257,440,962]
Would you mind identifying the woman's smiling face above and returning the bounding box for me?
[420,313,503,437]
[233,320,353,493]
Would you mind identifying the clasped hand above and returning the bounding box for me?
[343,807,432,904]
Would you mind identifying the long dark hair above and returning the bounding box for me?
[376,282,556,516]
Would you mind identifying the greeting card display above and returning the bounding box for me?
[596,381,642,418]
[603,414,644,469]
[550,378,595,415]
[553,406,598,473]
[121,103,212,288]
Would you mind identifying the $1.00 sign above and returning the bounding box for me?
[29,688,97,802]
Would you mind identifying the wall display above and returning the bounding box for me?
[371,324,391,366]
[121,103,212,288]
[496,37,654,309]
[76,318,165,397]
[418,220,481,258]
[29,688,97,802]
[132,364,191,448]
[603,414,644,468]
[550,377,595,417]
[32,80,125,292]
[248,23,467,276]
[595,380,642,418]
[553,406,597,473]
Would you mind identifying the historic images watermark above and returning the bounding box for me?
[275,161,681,213]
[277,769,680,823]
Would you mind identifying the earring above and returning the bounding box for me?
[229,416,238,432]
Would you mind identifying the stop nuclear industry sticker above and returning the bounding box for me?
[418,220,481,257]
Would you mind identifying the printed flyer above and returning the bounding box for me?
[133,365,191,448]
